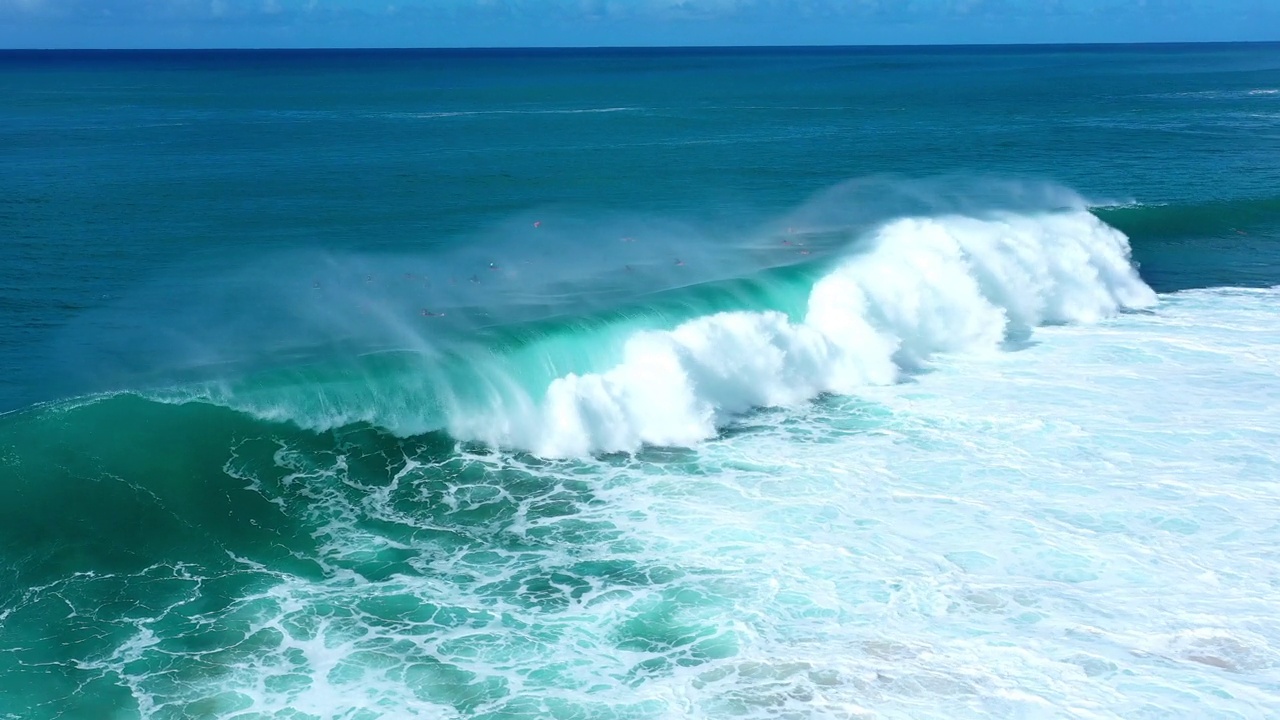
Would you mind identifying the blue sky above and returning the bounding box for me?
[0,0,1276,48]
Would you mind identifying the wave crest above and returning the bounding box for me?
[447,210,1155,456]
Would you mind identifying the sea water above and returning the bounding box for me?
[2,45,1280,719]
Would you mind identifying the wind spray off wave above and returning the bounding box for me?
[174,199,1156,456]
[454,210,1156,455]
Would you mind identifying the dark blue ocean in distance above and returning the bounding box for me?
[2,44,1280,719]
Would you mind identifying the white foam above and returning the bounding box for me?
[454,210,1156,456]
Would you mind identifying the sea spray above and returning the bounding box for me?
[168,207,1156,456]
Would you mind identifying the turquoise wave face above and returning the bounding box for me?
[1097,196,1280,291]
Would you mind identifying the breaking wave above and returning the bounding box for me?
[164,204,1156,456]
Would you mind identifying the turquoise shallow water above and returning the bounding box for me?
[2,45,1280,718]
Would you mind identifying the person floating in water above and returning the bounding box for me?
[674,259,684,266]
[470,274,480,283]
[422,309,446,317]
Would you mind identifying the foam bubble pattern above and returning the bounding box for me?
[11,287,1276,718]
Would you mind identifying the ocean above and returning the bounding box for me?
[2,44,1280,719]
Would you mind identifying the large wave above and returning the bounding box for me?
[446,210,1155,455]
[164,206,1154,457]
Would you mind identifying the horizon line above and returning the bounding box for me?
[4,39,1280,52]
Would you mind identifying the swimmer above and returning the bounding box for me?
[470,274,480,283]
[533,221,541,228]
[488,262,498,271]
[674,259,684,266]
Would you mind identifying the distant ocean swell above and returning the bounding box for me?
[123,202,1158,457]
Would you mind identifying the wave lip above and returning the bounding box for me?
[450,209,1156,456]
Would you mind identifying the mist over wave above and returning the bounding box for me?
[52,178,1155,455]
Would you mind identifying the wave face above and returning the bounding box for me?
[172,206,1154,457]
[459,211,1154,455]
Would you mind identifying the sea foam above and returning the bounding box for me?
[448,210,1156,456]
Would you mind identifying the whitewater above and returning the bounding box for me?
[27,227,1279,718]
